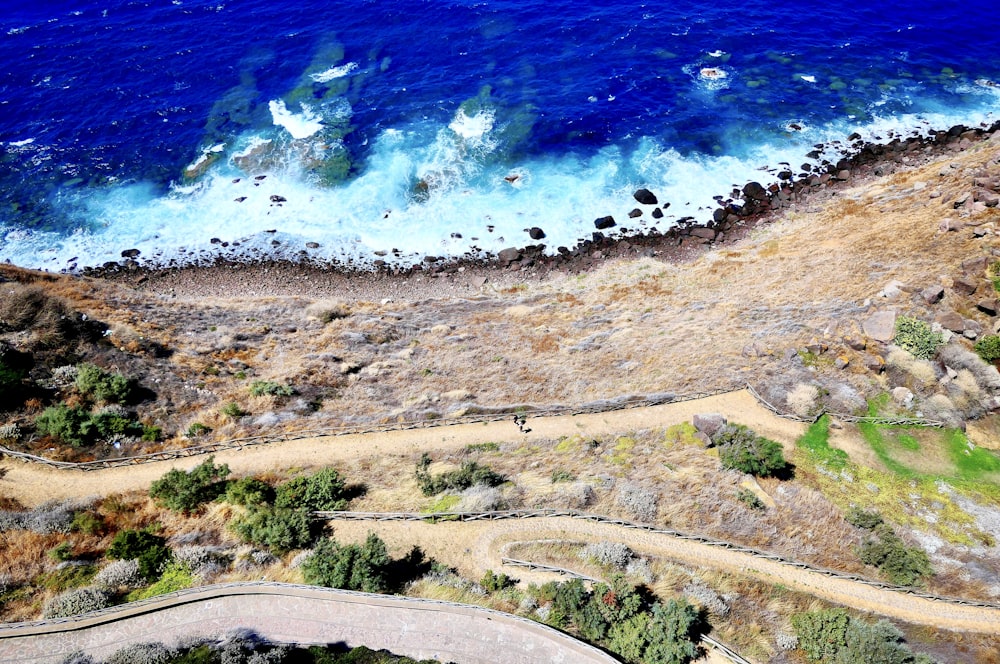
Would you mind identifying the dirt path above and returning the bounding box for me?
[7,389,999,636]
[327,517,1000,634]
[1,389,803,507]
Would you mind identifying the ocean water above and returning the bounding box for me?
[2,0,1000,270]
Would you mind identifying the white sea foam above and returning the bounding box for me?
[800,75,817,83]
[8,138,35,147]
[2,102,998,272]
[310,62,358,83]
[448,108,495,141]
[268,99,323,139]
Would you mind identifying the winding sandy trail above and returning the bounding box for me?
[4,389,999,636]
[327,517,1000,634]
[1,389,801,507]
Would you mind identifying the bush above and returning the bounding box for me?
[35,405,94,448]
[93,559,144,590]
[230,507,316,554]
[713,424,787,477]
[128,561,194,601]
[220,402,247,418]
[736,488,766,510]
[302,533,391,593]
[75,363,134,404]
[580,542,634,569]
[480,569,517,592]
[616,482,659,522]
[185,422,211,438]
[249,380,295,397]
[225,476,276,507]
[149,456,231,513]
[0,342,31,406]
[106,529,172,580]
[48,541,74,562]
[42,586,110,618]
[894,317,942,360]
[105,642,173,664]
[974,335,1000,363]
[845,507,884,530]
[793,608,934,663]
[792,608,851,662]
[71,510,105,536]
[34,404,143,448]
[274,467,349,511]
[415,454,506,496]
[857,525,932,586]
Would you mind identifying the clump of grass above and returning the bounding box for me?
[664,422,700,446]
[894,316,942,360]
[422,494,461,514]
[465,442,500,453]
[795,415,848,470]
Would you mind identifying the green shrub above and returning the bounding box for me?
[302,533,391,593]
[249,380,295,397]
[793,608,934,663]
[230,506,316,554]
[551,469,576,483]
[75,363,135,404]
[792,608,851,662]
[736,488,765,510]
[0,344,31,406]
[713,424,787,477]
[480,569,517,592]
[35,405,144,448]
[127,561,194,601]
[106,529,171,580]
[37,564,98,592]
[141,425,162,442]
[185,422,211,438]
[149,456,231,513]
[415,454,506,496]
[71,510,105,536]
[857,525,932,586]
[220,402,247,418]
[845,507,884,530]
[894,317,942,360]
[225,476,275,507]
[34,405,93,448]
[48,541,74,562]
[274,467,350,511]
[974,335,1000,363]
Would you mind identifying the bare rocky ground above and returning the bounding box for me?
[5,126,1000,661]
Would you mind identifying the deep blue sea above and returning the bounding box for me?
[3,0,1000,270]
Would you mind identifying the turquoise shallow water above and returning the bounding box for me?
[2,0,1000,269]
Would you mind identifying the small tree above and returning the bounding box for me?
[149,456,231,513]
[643,599,702,664]
[302,533,391,593]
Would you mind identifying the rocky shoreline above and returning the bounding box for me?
[85,120,1000,298]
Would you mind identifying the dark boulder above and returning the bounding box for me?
[651,208,664,219]
[270,194,287,203]
[628,208,643,218]
[633,188,658,205]
[497,247,522,265]
[120,248,140,259]
[528,227,546,240]
[743,181,768,201]
[594,216,617,230]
